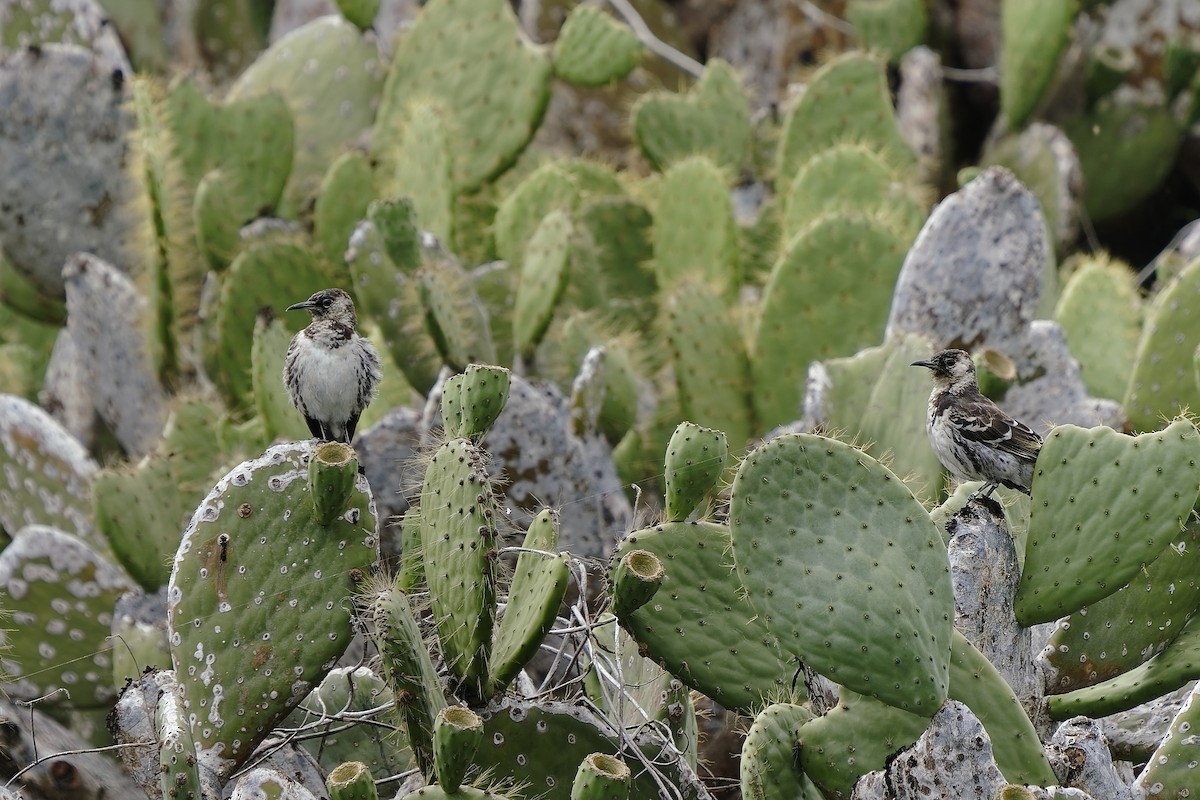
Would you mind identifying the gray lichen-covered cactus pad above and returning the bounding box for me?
[166,441,379,781]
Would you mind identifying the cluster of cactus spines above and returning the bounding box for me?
[730,433,954,716]
[514,209,572,359]
[94,397,227,589]
[613,519,791,711]
[1044,521,1200,693]
[552,5,641,89]
[63,252,169,456]
[998,0,1073,128]
[753,215,908,429]
[0,394,99,543]
[166,440,378,782]
[0,43,151,301]
[631,59,750,173]
[1015,420,1200,625]
[486,507,570,695]
[740,702,819,800]
[663,282,755,450]
[1053,253,1141,402]
[225,15,384,217]
[653,156,739,295]
[662,421,728,522]
[1124,257,1200,432]
[0,525,135,708]
[374,0,551,194]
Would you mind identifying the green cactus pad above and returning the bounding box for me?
[494,163,579,268]
[251,312,311,443]
[796,690,931,797]
[211,238,344,409]
[1054,254,1142,402]
[0,525,135,707]
[227,15,384,216]
[1045,521,1200,693]
[846,0,928,63]
[337,0,380,30]
[433,706,484,792]
[552,5,641,87]
[420,438,499,699]
[381,100,454,244]
[95,398,228,590]
[371,587,447,777]
[631,59,750,172]
[1125,258,1200,432]
[166,441,379,782]
[740,703,820,800]
[614,521,792,712]
[781,143,926,243]
[572,197,657,328]
[752,214,908,429]
[663,422,728,522]
[328,760,379,800]
[948,630,1056,786]
[1065,97,1182,223]
[346,219,442,395]
[514,209,572,359]
[309,442,360,524]
[653,156,738,294]
[663,283,754,452]
[487,509,570,695]
[775,52,916,185]
[0,394,99,546]
[376,0,552,193]
[458,364,512,441]
[1015,420,1200,625]
[570,753,631,800]
[999,0,1073,127]
[1046,613,1200,720]
[1135,684,1200,797]
[730,433,953,715]
[314,151,376,267]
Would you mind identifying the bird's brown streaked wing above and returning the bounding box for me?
[947,400,1042,460]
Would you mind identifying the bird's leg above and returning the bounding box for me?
[967,482,998,501]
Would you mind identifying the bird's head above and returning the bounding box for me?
[287,288,357,327]
[911,348,976,390]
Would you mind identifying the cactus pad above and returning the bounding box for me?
[552,5,641,87]
[730,433,953,715]
[1015,420,1200,625]
[166,441,379,781]
[1125,258,1200,432]
[662,422,728,522]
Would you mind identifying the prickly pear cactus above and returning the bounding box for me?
[662,422,728,522]
[0,525,135,708]
[653,156,739,295]
[375,0,551,193]
[740,703,819,800]
[631,58,750,172]
[551,4,641,87]
[0,394,99,546]
[1054,254,1142,402]
[166,441,379,782]
[1015,420,1200,625]
[730,433,954,715]
[999,0,1073,128]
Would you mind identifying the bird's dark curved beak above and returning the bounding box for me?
[910,360,934,369]
[286,300,313,312]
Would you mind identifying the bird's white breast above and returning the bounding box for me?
[288,335,365,421]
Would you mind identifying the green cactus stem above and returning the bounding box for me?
[309,441,360,525]
[609,549,664,619]
[570,753,631,800]
[433,706,484,792]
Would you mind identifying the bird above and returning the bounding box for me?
[283,288,381,444]
[910,348,1042,498]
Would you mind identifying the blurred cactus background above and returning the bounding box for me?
[5,0,1200,798]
